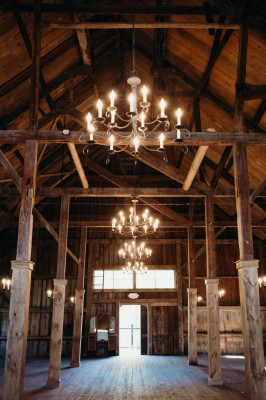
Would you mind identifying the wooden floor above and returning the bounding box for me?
[0,353,251,399]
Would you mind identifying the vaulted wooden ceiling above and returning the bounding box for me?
[0,0,265,242]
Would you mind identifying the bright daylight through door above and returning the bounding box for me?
[119,305,141,355]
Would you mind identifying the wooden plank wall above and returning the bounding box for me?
[0,241,265,357]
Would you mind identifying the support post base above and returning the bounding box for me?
[188,361,198,366]
[70,362,80,368]
[208,378,223,386]
[46,379,60,388]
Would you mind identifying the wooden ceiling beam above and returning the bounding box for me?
[0,219,265,229]
[183,146,209,190]
[73,11,99,100]
[67,143,89,189]
[0,130,266,145]
[5,4,225,15]
[211,146,232,188]
[43,21,240,30]
[187,28,233,112]
[249,178,266,207]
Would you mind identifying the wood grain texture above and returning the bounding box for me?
[3,261,34,400]
[47,279,67,387]
[187,288,198,365]
[205,278,223,385]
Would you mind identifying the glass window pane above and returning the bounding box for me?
[155,270,175,288]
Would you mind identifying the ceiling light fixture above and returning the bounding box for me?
[119,238,151,274]
[111,196,159,237]
[78,2,189,157]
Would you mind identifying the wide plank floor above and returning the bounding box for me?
[0,353,249,399]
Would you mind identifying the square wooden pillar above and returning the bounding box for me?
[236,259,265,399]
[71,289,85,367]
[47,279,67,387]
[3,261,34,400]
[187,288,198,365]
[205,278,223,385]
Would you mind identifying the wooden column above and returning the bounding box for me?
[234,18,265,399]
[84,243,93,354]
[147,303,153,355]
[234,145,265,399]
[3,3,41,398]
[176,244,184,355]
[47,195,69,387]
[71,227,87,367]
[205,194,223,385]
[187,226,198,365]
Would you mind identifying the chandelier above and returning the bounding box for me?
[111,196,159,237]
[119,238,151,274]
[78,3,189,156]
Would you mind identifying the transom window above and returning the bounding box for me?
[93,269,175,290]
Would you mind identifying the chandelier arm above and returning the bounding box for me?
[112,144,130,153]
[115,113,131,123]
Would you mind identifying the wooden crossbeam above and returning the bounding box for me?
[183,146,209,190]
[236,84,266,101]
[5,4,225,15]
[249,178,266,206]
[43,21,240,30]
[67,143,89,189]
[1,130,265,145]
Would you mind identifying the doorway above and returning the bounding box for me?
[119,305,141,355]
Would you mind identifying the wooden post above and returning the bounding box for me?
[187,226,198,365]
[176,244,184,354]
[3,2,41,398]
[71,227,87,367]
[234,144,265,398]
[233,18,265,399]
[47,195,69,387]
[84,243,93,354]
[205,194,223,385]
[147,303,153,355]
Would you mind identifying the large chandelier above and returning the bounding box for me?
[119,238,151,274]
[78,4,189,156]
[111,196,159,237]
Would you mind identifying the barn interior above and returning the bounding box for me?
[0,0,265,399]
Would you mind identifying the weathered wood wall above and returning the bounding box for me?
[0,241,265,357]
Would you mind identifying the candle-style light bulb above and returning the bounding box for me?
[97,99,103,118]
[2,278,6,290]
[86,112,92,130]
[133,136,139,153]
[47,289,52,298]
[142,85,148,102]
[110,90,116,107]
[140,112,145,128]
[159,133,164,149]
[176,108,182,126]
[6,279,11,290]
[160,98,166,117]
[112,218,116,229]
[110,135,114,151]
[129,93,135,112]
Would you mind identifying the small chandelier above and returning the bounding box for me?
[218,289,225,298]
[118,240,152,260]
[112,196,159,237]
[78,2,189,156]
[258,276,266,288]
[2,278,11,291]
[119,238,151,274]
